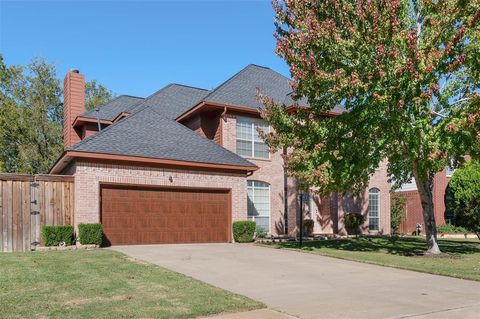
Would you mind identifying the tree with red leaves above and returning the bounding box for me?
[261,0,480,254]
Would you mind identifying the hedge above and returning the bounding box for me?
[41,225,74,246]
[232,220,256,243]
[78,223,104,245]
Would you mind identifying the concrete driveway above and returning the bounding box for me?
[113,244,480,319]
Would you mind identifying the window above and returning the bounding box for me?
[247,180,270,231]
[368,188,380,231]
[236,117,269,159]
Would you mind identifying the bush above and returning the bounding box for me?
[232,221,256,243]
[303,219,314,236]
[344,213,365,235]
[78,223,104,245]
[446,160,480,239]
[41,225,74,246]
[437,224,468,234]
[255,226,268,239]
[391,196,406,234]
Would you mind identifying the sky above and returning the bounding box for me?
[0,0,290,97]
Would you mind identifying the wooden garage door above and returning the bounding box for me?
[101,185,231,245]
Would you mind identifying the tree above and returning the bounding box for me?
[85,79,114,111]
[0,56,63,173]
[262,0,480,253]
[446,160,480,239]
[0,56,114,173]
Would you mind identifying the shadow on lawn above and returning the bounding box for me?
[278,237,480,257]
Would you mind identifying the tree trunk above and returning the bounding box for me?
[414,173,442,254]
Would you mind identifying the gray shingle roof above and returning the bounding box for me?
[200,64,346,114]
[202,64,294,109]
[132,84,210,119]
[69,106,255,168]
[82,95,144,121]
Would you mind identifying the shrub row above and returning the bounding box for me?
[41,223,103,247]
[436,224,468,234]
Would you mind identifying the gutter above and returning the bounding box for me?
[50,151,258,175]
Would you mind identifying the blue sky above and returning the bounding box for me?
[0,0,290,97]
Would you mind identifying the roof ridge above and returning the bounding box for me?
[119,94,144,99]
[247,63,270,69]
[201,65,255,102]
[169,83,209,91]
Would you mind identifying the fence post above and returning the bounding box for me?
[30,180,40,250]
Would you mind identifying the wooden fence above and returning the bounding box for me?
[0,174,74,252]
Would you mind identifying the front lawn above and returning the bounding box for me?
[0,249,263,318]
[260,236,480,281]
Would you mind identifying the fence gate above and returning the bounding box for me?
[0,174,74,252]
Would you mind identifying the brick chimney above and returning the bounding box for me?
[63,69,85,149]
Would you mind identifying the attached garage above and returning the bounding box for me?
[100,184,232,245]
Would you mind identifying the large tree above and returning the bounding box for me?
[262,0,480,253]
[0,56,114,173]
[85,79,114,111]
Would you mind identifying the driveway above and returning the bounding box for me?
[113,244,480,319]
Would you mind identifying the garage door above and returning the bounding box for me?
[100,185,231,245]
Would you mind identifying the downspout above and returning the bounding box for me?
[283,147,288,234]
[220,105,227,122]
[95,108,102,132]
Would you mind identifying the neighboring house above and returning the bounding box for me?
[393,170,450,234]
[52,64,427,245]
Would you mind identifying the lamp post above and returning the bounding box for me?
[297,180,309,247]
[299,189,304,247]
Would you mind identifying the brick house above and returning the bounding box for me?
[51,64,411,245]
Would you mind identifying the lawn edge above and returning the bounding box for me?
[255,243,480,282]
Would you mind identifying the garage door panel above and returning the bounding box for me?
[101,185,230,245]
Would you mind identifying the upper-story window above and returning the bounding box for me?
[236,117,270,159]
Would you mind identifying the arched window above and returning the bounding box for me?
[368,188,380,231]
[247,180,270,232]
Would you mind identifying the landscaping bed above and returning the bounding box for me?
[0,249,263,318]
[258,236,480,281]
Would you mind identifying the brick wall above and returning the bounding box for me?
[71,161,247,228]
[221,112,393,236]
[395,169,449,234]
[223,114,291,235]
[336,160,391,235]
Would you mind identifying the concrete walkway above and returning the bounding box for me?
[113,244,480,319]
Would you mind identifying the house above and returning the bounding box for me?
[51,64,399,245]
[393,170,450,234]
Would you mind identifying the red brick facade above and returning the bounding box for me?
[63,70,85,149]
[221,112,392,236]
[394,169,449,234]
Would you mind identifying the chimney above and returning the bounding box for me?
[63,69,85,149]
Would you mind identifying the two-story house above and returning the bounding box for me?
[51,64,393,245]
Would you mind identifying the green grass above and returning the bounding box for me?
[260,236,480,281]
[0,249,263,318]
